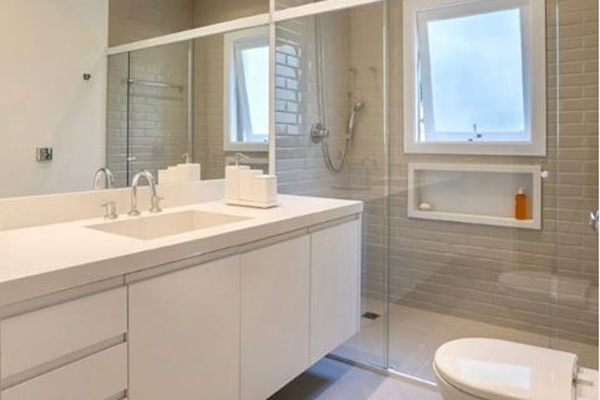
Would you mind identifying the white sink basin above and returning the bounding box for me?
[87,210,252,240]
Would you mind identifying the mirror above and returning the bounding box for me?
[109,0,269,47]
[0,0,270,199]
[107,27,270,188]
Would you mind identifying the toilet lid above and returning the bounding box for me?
[434,338,577,400]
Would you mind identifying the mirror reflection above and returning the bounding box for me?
[109,0,269,47]
[107,28,270,189]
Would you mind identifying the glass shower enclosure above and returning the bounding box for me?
[275,0,599,382]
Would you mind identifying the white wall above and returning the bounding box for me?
[0,0,109,198]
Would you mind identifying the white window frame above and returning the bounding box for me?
[403,0,546,156]
[224,26,270,152]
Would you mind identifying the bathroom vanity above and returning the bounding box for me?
[0,195,362,400]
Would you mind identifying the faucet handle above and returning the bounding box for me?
[101,201,119,220]
[150,196,164,214]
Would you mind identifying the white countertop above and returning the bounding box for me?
[0,195,362,307]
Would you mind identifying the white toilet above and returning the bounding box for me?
[434,338,599,400]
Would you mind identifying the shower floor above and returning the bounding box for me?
[336,298,599,383]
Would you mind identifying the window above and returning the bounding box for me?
[403,0,546,155]
[224,27,270,151]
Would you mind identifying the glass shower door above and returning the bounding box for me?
[275,2,390,368]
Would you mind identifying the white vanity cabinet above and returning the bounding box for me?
[128,255,241,400]
[240,234,311,400]
[126,217,360,400]
[0,208,362,400]
[310,219,361,362]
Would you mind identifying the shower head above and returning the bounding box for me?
[347,101,365,139]
[353,102,365,112]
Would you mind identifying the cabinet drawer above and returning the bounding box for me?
[1,287,127,378]
[2,344,127,400]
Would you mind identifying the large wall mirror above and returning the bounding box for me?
[0,0,270,199]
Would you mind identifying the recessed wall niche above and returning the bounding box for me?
[407,163,542,230]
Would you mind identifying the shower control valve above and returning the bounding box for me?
[310,123,330,144]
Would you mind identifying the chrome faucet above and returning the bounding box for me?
[129,170,163,216]
[93,167,114,190]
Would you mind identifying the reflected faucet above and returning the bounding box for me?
[93,167,114,190]
[129,170,162,216]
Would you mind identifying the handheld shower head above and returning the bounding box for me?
[347,101,365,138]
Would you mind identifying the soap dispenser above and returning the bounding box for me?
[225,153,250,201]
[178,153,201,182]
[515,187,528,220]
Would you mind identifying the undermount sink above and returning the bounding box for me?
[87,210,252,240]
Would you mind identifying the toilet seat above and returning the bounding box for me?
[433,338,578,400]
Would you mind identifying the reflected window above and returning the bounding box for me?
[404,0,546,155]
[224,27,270,151]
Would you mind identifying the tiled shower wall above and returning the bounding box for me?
[275,0,599,353]
[276,10,363,196]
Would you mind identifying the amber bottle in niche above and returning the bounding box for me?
[515,187,528,220]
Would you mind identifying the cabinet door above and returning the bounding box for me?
[241,235,310,400]
[310,219,361,363]
[128,255,240,400]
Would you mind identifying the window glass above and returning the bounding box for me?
[425,8,526,140]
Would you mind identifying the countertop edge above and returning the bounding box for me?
[0,200,363,308]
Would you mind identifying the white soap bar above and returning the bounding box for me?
[238,169,261,201]
[418,202,433,211]
[178,163,201,182]
[225,165,249,200]
[252,175,278,204]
